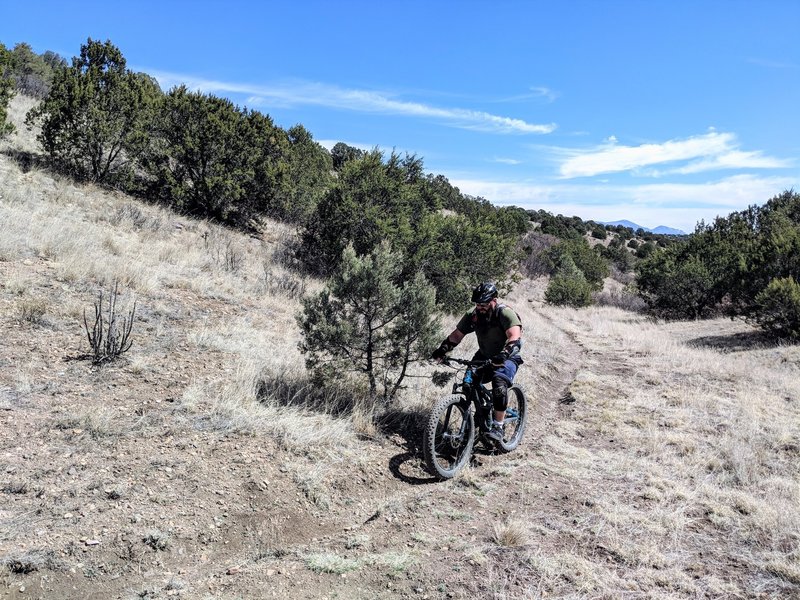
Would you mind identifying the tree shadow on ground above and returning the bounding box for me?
[378,408,438,485]
[687,329,787,353]
[1,149,49,173]
[256,373,364,417]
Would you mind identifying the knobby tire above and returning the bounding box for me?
[495,385,527,453]
[423,395,475,480]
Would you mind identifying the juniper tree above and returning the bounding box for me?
[26,38,161,183]
[0,43,14,138]
[544,255,593,308]
[297,243,440,403]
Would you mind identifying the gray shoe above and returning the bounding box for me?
[487,423,504,442]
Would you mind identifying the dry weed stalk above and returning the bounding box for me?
[83,281,136,365]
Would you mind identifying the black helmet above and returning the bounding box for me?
[471,282,498,303]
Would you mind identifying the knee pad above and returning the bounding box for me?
[492,377,509,412]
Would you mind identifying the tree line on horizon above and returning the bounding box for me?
[1,38,798,342]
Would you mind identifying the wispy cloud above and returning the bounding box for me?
[150,71,556,135]
[747,58,799,69]
[498,86,559,103]
[558,131,790,178]
[492,157,523,165]
[668,150,789,174]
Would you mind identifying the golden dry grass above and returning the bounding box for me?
[512,305,800,596]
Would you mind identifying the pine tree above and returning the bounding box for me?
[297,243,440,403]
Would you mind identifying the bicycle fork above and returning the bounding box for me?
[440,401,471,449]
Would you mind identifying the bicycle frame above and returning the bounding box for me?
[447,359,496,437]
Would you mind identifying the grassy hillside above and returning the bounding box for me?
[1,96,799,599]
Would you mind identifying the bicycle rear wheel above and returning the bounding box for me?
[496,385,527,453]
[423,395,475,480]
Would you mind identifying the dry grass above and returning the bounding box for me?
[514,304,800,597]
[0,549,66,574]
[1,94,799,598]
[492,518,530,547]
[0,93,40,153]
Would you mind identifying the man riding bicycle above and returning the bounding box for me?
[431,282,523,442]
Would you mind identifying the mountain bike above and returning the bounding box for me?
[423,357,527,480]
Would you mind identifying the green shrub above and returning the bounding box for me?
[635,241,657,259]
[590,224,607,240]
[754,277,800,339]
[544,257,593,307]
[297,150,520,312]
[0,43,16,138]
[547,238,609,290]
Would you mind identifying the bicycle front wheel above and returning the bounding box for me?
[423,395,475,480]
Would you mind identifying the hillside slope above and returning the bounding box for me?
[1,98,799,598]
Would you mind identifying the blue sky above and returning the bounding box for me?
[3,0,799,232]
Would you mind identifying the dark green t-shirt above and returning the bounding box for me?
[456,305,521,357]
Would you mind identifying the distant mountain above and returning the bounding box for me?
[603,220,644,230]
[602,220,686,236]
[651,225,686,236]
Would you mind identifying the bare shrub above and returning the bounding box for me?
[262,265,307,299]
[201,230,244,273]
[593,286,646,312]
[223,241,243,272]
[109,202,163,232]
[142,529,170,551]
[268,228,302,270]
[610,263,636,285]
[1,549,66,573]
[19,297,47,324]
[82,281,136,365]
[519,231,559,278]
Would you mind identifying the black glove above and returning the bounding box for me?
[491,351,509,365]
[431,338,455,362]
[431,346,448,361]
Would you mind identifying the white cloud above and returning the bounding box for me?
[150,70,556,135]
[316,139,376,152]
[499,86,559,103]
[449,174,797,233]
[558,132,789,178]
[670,150,790,174]
[492,158,523,165]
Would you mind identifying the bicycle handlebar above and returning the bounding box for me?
[442,357,492,368]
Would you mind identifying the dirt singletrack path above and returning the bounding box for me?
[276,308,591,599]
